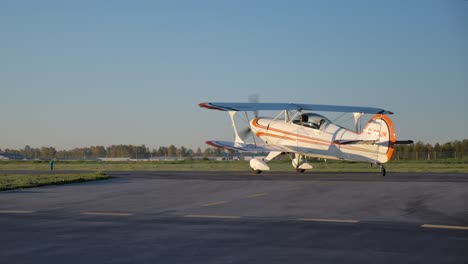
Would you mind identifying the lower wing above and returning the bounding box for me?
[206,140,292,153]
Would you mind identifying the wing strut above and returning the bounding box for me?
[228,111,244,144]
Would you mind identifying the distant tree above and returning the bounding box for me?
[453,140,463,159]
[441,142,454,158]
[157,146,168,157]
[68,148,89,159]
[213,147,225,156]
[203,148,213,157]
[196,147,203,157]
[129,145,146,158]
[40,147,57,159]
[201,147,226,157]
[167,145,177,156]
[107,145,132,158]
[56,150,67,159]
[22,145,40,159]
[91,146,106,157]
[177,146,187,157]
[3,139,467,161]
[24,145,31,155]
[186,148,194,157]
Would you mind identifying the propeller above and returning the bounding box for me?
[248,94,260,119]
[238,94,260,142]
[238,126,252,140]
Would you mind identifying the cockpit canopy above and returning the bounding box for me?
[294,113,330,130]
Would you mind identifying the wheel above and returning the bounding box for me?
[296,169,306,173]
[254,170,262,174]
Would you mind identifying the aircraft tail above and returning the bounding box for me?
[361,114,396,163]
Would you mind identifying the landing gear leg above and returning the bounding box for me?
[294,154,305,173]
[380,165,386,176]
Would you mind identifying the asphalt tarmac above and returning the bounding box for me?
[1,171,467,263]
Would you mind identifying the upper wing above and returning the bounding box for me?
[206,140,292,153]
[199,102,393,114]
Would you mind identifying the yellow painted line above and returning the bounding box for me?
[203,201,227,207]
[297,218,359,223]
[0,210,35,214]
[80,212,134,217]
[422,224,468,231]
[246,193,268,198]
[185,214,241,219]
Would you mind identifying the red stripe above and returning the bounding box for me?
[199,103,224,111]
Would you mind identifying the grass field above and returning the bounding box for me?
[0,159,467,173]
[0,172,111,191]
[1,160,466,191]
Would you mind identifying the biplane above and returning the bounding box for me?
[199,102,412,176]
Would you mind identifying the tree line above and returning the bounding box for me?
[393,139,468,160]
[0,144,226,160]
[1,139,467,160]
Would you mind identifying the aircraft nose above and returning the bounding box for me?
[249,119,257,133]
[250,117,262,135]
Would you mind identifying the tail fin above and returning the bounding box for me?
[362,114,396,163]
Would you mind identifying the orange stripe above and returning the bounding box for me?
[353,114,396,162]
[256,132,377,154]
[377,114,396,161]
[252,118,330,145]
[254,118,372,152]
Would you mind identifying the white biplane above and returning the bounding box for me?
[199,102,412,176]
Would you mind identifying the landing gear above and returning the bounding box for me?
[249,152,283,173]
[291,153,313,173]
[380,165,386,176]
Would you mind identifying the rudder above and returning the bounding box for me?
[362,114,396,163]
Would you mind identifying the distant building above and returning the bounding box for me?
[0,153,26,160]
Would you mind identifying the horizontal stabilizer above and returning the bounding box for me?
[395,140,414,145]
[333,140,377,145]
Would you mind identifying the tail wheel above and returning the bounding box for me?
[296,169,306,173]
[254,170,262,174]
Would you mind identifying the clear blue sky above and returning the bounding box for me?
[1,0,467,150]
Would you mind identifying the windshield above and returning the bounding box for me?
[293,113,329,130]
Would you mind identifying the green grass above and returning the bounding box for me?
[0,160,466,191]
[0,159,467,173]
[0,172,111,191]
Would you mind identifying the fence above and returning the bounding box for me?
[393,151,466,161]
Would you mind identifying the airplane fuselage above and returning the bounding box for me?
[250,114,395,164]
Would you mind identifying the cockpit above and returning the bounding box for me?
[293,113,330,130]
